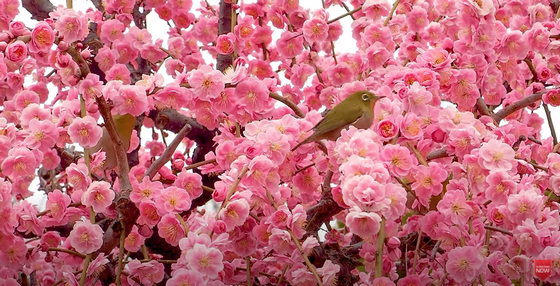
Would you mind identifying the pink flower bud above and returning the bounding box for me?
[387,237,401,249]
[58,41,68,51]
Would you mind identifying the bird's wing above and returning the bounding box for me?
[312,103,364,136]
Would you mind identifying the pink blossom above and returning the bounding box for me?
[68,220,103,254]
[82,181,115,213]
[105,64,132,85]
[66,162,92,193]
[219,199,250,231]
[216,33,236,55]
[498,31,529,60]
[406,6,428,32]
[543,89,560,107]
[276,32,304,59]
[54,10,89,43]
[125,225,146,253]
[341,175,391,213]
[302,18,328,43]
[125,26,153,50]
[94,47,119,72]
[131,176,163,204]
[141,43,167,63]
[155,186,191,214]
[127,260,165,285]
[5,40,27,62]
[138,201,161,227]
[189,65,225,100]
[174,171,203,200]
[1,147,39,179]
[379,144,414,177]
[111,85,149,116]
[293,166,322,202]
[23,118,58,151]
[345,207,381,238]
[0,236,27,269]
[185,243,224,279]
[44,189,70,225]
[157,213,185,246]
[445,246,485,284]
[235,77,269,112]
[507,189,543,224]
[99,19,125,44]
[437,190,473,225]
[67,116,103,148]
[478,139,517,171]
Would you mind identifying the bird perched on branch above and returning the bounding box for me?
[291,91,384,152]
[89,113,136,171]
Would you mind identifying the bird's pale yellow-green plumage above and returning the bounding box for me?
[89,113,136,170]
[291,91,384,151]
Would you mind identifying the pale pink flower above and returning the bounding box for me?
[219,199,250,231]
[66,162,92,192]
[111,85,149,116]
[341,175,390,213]
[293,166,322,202]
[446,246,485,284]
[485,171,517,204]
[189,65,225,100]
[157,213,185,246]
[125,26,152,50]
[155,186,191,214]
[23,118,58,151]
[94,47,119,72]
[105,64,131,84]
[235,77,269,112]
[478,139,516,171]
[185,243,224,279]
[54,10,89,43]
[99,19,125,44]
[406,6,428,32]
[167,269,206,286]
[131,177,163,204]
[153,83,190,110]
[382,183,407,221]
[507,189,543,224]
[127,260,165,285]
[67,116,103,148]
[45,189,70,223]
[437,189,473,225]
[68,221,103,254]
[82,181,115,213]
[345,207,381,238]
[411,162,448,205]
[379,144,414,177]
[141,43,167,63]
[86,253,109,277]
[498,31,529,60]
[1,147,39,178]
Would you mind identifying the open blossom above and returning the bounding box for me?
[184,243,224,279]
[54,10,89,43]
[5,40,27,62]
[216,33,235,55]
[23,118,58,151]
[219,199,250,231]
[111,85,149,116]
[345,207,382,237]
[446,246,485,284]
[82,181,115,213]
[341,174,391,213]
[156,186,191,214]
[379,144,414,177]
[437,189,473,225]
[157,213,185,246]
[189,65,225,100]
[235,77,269,112]
[127,260,165,285]
[68,221,103,254]
[1,147,39,178]
[303,18,329,43]
[67,116,103,148]
[478,139,517,171]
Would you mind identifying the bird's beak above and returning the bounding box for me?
[377,96,386,100]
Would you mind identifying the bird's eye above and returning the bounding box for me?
[362,93,369,101]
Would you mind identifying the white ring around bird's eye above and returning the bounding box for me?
[362,94,368,101]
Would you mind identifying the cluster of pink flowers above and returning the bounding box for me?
[2,0,560,285]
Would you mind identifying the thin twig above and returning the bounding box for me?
[384,0,400,26]
[145,123,192,179]
[484,225,513,236]
[543,103,558,145]
[269,92,305,118]
[184,158,217,170]
[327,6,362,24]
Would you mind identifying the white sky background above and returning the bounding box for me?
[16,0,557,209]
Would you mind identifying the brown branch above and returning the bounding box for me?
[484,225,513,236]
[145,123,192,179]
[543,103,558,145]
[22,0,55,21]
[493,91,546,123]
[305,171,342,235]
[217,0,234,72]
[327,6,362,24]
[269,92,305,118]
[426,149,450,160]
[384,0,400,26]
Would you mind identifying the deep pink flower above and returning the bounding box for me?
[302,18,328,43]
[68,221,103,254]
[66,162,92,192]
[5,40,27,62]
[276,32,304,59]
[45,189,70,223]
[216,33,235,55]
[138,201,161,227]
[125,225,146,253]
[406,6,428,32]
[94,47,119,72]
[341,174,391,213]
[157,213,185,246]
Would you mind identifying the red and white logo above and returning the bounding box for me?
[534,260,552,281]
